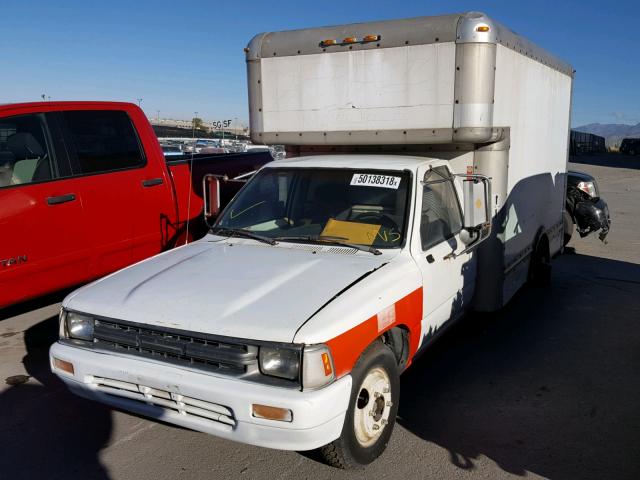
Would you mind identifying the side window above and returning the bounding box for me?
[420,167,463,250]
[63,110,145,175]
[0,114,56,188]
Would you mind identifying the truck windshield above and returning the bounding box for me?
[214,168,411,248]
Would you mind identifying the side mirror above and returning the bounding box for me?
[203,174,221,219]
[459,174,492,251]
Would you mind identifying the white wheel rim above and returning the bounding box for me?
[353,367,392,447]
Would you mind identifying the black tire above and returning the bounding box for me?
[319,341,400,469]
[529,235,551,287]
[563,210,574,247]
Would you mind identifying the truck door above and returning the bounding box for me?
[59,110,146,279]
[0,112,89,306]
[411,165,477,341]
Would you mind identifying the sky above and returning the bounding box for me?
[1,0,638,127]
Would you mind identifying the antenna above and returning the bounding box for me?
[184,111,198,245]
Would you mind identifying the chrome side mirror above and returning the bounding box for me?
[203,174,221,219]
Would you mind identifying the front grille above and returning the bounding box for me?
[93,319,258,375]
[91,376,236,430]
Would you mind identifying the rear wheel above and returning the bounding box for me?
[529,235,551,287]
[319,341,400,469]
[563,210,574,247]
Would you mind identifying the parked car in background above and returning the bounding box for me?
[564,170,611,245]
[160,144,183,157]
[0,101,271,308]
[619,138,640,155]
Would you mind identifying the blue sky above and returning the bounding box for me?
[1,0,638,127]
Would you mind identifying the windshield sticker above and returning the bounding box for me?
[350,174,401,189]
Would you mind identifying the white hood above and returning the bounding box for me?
[64,238,390,343]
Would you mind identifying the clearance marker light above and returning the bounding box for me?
[53,357,75,375]
[362,34,380,42]
[476,25,491,32]
[320,39,337,47]
[342,36,358,44]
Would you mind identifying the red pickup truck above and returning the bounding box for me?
[0,101,271,308]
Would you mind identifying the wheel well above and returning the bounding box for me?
[381,326,410,371]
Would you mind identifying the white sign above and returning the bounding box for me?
[350,173,401,189]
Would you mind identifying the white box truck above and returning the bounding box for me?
[50,12,573,468]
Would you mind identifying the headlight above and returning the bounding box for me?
[259,346,300,380]
[302,345,335,390]
[577,181,597,198]
[64,311,95,341]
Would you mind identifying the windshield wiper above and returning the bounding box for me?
[274,235,381,255]
[210,226,277,245]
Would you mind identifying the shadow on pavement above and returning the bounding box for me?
[570,153,640,170]
[398,252,640,479]
[0,314,112,479]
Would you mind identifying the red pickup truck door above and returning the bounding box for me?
[0,111,89,307]
[59,109,150,278]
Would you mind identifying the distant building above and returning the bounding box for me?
[570,130,606,155]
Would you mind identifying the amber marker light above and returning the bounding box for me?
[476,25,491,32]
[53,357,75,375]
[362,34,380,42]
[320,39,337,47]
[252,404,293,422]
[342,36,358,44]
[321,352,333,376]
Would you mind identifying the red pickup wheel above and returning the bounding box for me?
[319,341,400,469]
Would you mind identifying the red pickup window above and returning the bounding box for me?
[62,110,145,175]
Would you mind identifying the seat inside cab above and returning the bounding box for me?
[0,116,53,187]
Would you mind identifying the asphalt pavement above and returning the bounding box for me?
[1,154,638,480]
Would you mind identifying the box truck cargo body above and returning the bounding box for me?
[51,12,573,468]
[247,11,572,310]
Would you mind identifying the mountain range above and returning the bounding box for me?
[574,122,640,147]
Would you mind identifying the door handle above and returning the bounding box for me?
[47,194,76,205]
[142,178,163,187]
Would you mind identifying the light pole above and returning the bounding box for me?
[192,111,198,139]
[137,98,143,108]
[156,110,160,123]
[234,117,238,140]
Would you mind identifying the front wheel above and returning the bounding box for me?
[319,341,400,469]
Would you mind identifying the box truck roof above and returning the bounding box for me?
[246,12,572,75]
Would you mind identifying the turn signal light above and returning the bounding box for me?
[252,404,293,422]
[53,357,75,375]
[476,25,490,32]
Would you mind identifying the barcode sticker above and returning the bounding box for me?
[350,174,401,189]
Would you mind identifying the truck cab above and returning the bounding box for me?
[50,153,489,464]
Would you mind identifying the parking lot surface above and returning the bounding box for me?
[1,154,639,480]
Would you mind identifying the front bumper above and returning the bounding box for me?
[50,342,351,451]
